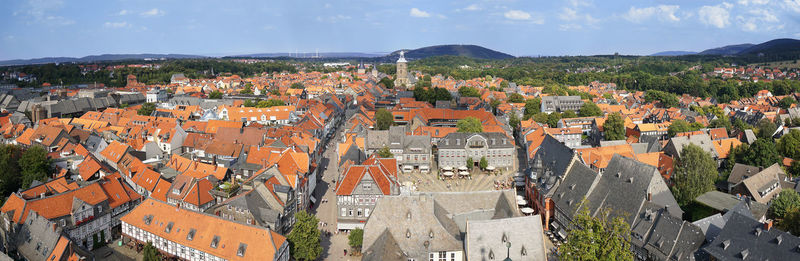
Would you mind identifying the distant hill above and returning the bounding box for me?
[386,44,514,60]
[229,52,386,58]
[736,38,800,56]
[698,44,755,55]
[649,51,697,56]
[0,54,205,66]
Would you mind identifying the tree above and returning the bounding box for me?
[270,89,281,95]
[778,207,800,236]
[143,241,160,261]
[508,113,520,129]
[560,202,633,261]
[546,112,561,127]
[377,146,393,158]
[479,157,488,170]
[20,146,51,189]
[742,139,781,168]
[458,86,480,97]
[290,82,305,89]
[348,228,364,253]
[466,157,474,170]
[778,96,797,109]
[243,99,257,107]
[732,118,752,132]
[644,90,679,107]
[0,144,22,197]
[375,108,394,130]
[457,117,483,133]
[709,116,732,133]
[778,129,800,159]
[523,98,541,119]
[561,110,577,119]
[578,102,602,117]
[604,113,625,140]
[287,211,323,261]
[137,102,156,116]
[256,99,285,108]
[378,77,394,89]
[208,90,223,99]
[239,85,253,95]
[671,144,717,207]
[789,160,800,178]
[755,118,777,139]
[769,190,800,219]
[668,119,693,137]
[507,93,525,103]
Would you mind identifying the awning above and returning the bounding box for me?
[337,222,364,230]
[310,196,317,204]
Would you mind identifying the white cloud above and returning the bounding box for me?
[141,8,165,17]
[505,10,531,20]
[699,4,731,28]
[559,8,579,21]
[560,24,582,30]
[736,8,780,31]
[464,4,481,11]
[20,0,74,26]
[410,8,430,18]
[624,5,680,23]
[738,0,770,5]
[786,0,800,12]
[103,21,129,28]
[568,0,592,7]
[118,9,128,15]
[317,15,352,23]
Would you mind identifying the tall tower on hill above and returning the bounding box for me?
[394,51,409,88]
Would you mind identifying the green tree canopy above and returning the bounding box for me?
[239,85,253,95]
[137,102,156,116]
[742,139,782,168]
[755,118,777,139]
[778,96,797,109]
[378,77,394,89]
[466,157,474,170]
[671,144,717,207]
[375,108,394,130]
[348,228,364,252]
[604,113,626,140]
[560,201,633,261]
[0,144,22,198]
[508,113,520,129]
[143,241,160,261]
[667,119,697,137]
[458,86,481,97]
[208,90,223,99]
[523,98,541,119]
[479,157,488,170]
[578,102,603,117]
[778,129,800,159]
[256,99,285,108]
[290,82,305,89]
[561,110,577,119]
[507,93,525,103]
[377,146,393,158]
[644,90,679,107]
[20,146,51,189]
[769,190,800,219]
[457,117,483,133]
[287,211,323,261]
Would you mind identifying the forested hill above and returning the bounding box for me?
[386,45,515,60]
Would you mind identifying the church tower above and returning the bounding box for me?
[394,51,409,88]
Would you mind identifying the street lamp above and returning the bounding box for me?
[503,241,512,261]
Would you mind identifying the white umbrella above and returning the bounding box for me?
[516,195,524,201]
[442,171,454,177]
[459,171,470,176]
[458,166,468,171]
[486,166,495,171]
[442,166,453,171]
[521,207,534,214]
[517,199,527,205]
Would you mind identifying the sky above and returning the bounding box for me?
[1,0,800,60]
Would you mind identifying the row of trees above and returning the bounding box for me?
[0,145,52,201]
[243,99,285,108]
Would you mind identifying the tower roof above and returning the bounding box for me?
[397,50,407,63]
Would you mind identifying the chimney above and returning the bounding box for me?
[764,219,773,231]
[648,193,652,202]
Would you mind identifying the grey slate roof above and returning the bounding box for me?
[466,215,547,261]
[551,162,599,218]
[666,134,718,159]
[362,190,519,261]
[14,211,63,261]
[727,163,763,186]
[365,130,389,151]
[530,135,575,195]
[703,211,800,261]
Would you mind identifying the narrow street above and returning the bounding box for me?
[311,124,360,261]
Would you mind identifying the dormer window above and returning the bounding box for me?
[210,235,220,248]
[237,243,247,257]
[187,229,196,241]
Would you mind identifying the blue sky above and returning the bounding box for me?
[1,0,799,60]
